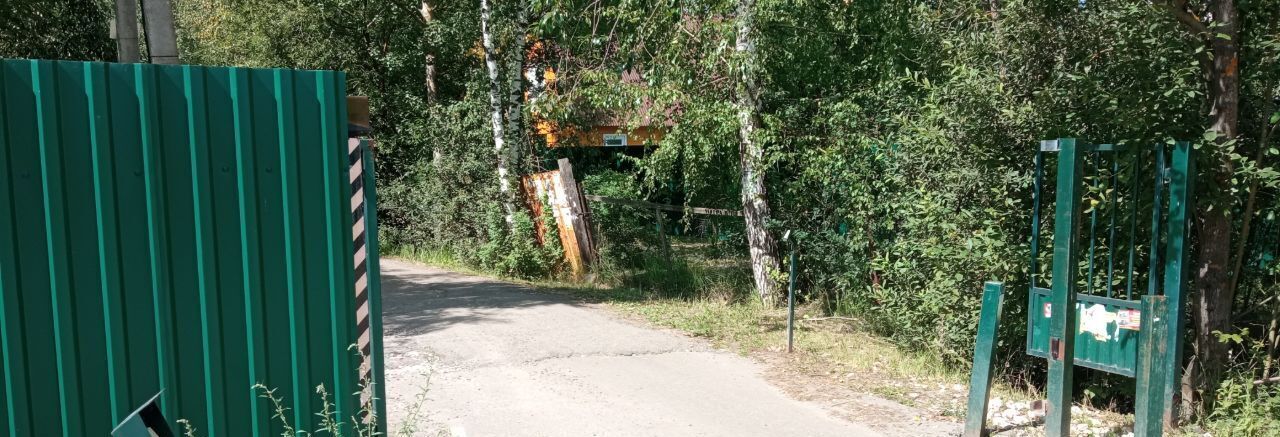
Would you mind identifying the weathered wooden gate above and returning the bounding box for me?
[0,59,384,435]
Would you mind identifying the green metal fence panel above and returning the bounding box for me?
[0,59,378,436]
[1027,287,1141,376]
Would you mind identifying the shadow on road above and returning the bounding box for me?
[381,266,583,336]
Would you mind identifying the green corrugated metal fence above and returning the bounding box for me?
[0,59,382,435]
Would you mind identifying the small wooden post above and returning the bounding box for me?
[785,246,797,353]
[1046,138,1084,437]
[655,208,670,261]
[1135,295,1169,437]
[964,282,1005,437]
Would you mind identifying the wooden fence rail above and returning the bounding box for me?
[581,195,744,217]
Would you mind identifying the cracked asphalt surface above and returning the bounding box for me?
[380,259,883,436]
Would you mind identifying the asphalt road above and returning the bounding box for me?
[379,259,885,436]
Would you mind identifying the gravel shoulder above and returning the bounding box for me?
[381,259,944,436]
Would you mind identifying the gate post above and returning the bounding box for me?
[1161,141,1194,426]
[1045,138,1085,437]
[963,282,1005,437]
[1135,295,1170,436]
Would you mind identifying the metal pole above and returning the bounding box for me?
[114,0,141,62]
[1045,138,1085,437]
[786,242,797,353]
[964,282,1005,437]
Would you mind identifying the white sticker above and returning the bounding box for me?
[1079,304,1117,341]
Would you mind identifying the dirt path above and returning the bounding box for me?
[381,259,934,436]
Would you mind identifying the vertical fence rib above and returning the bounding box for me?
[183,65,224,435]
[1125,148,1140,300]
[86,61,128,423]
[315,71,353,430]
[34,60,86,436]
[1086,151,1100,296]
[1147,145,1165,297]
[1027,146,1045,356]
[142,63,182,417]
[0,60,31,437]
[230,67,265,436]
[1106,156,1119,298]
[273,68,312,429]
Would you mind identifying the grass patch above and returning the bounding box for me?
[383,244,470,272]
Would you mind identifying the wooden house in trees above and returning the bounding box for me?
[526,44,670,149]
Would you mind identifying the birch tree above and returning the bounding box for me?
[733,0,783,304]
[480,0,517,222]
[506,9,530,159]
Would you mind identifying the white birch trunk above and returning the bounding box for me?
[481,0,516,223]
[505,9,529,155]
[734,0,783,305]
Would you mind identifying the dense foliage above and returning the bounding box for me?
[4,0,1280,430]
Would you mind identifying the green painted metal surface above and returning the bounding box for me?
[1161,141,1194,424]
[963,282,1004,437]
[1045,138,1084,437]
[1027,288,1141,377]
[0,59,378,435]
[1022,138,1193,434]
[1134,295,1169,436]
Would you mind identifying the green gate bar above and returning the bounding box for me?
[1161,141,1194,425]
[963,282,1004,437]
[1045,138,1084,437]
[1135,295,1170,436]
[0,59,382,435]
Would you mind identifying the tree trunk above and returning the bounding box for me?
[424,1,444,166]
[422,1,438,105]
[734,0,783,305]
[505,8,530,168]
[480,0,516,222]
[1166,0,1240,420]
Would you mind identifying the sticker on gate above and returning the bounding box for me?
[1116,309,1141,331]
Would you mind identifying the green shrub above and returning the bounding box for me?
[582,170,661,268]
[1207,375,1280,436]
[477,206,562,279]
[1205,328,1280,436]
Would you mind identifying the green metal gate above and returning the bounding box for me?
[0,59,383,435]
[965,138,1193,437]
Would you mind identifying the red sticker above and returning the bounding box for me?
[1117,309,1141,331]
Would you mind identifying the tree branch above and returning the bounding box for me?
[1163,0,1209,38]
